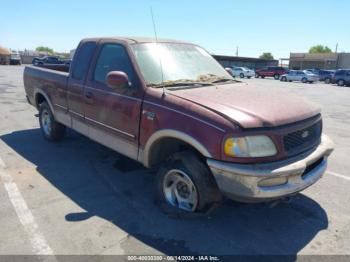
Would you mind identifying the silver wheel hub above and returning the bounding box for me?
[41,109,52,135]
[163,169,198,212]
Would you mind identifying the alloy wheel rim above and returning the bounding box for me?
[41,109,52,136]
[163,169,199,212]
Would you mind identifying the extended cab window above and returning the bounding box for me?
[72,42,97,80]
[93,44,135,86]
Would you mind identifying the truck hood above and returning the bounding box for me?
[169,82,320,128]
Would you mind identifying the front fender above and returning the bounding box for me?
[140,129,212,167]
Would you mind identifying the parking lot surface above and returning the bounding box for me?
[0,66,349,258]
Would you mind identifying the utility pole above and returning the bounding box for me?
[235,46,239,56]
[335,43,338,53]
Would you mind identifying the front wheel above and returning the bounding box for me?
[274,74,280,80]
[302,77,307,83]
[156,151,221,216]
[281,76,287,82]
[337,79,345,86]
[239,73,245,78]
[39,102,66,141]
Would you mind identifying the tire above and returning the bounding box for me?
[281,76,287,82]
[337,79,345,86]
[247,76,251,79]
[39,102,66,141]
[239,73,245,78]
[325,78,331,84]
[274,74,280,80]
[261,76,265,79]
[309,81,313,84]
[156,151,222,216]
[302,77,307,83]
[255,73,260,78]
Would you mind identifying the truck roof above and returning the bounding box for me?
[81,36,192,45]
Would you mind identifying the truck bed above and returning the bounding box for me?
[23,65,69,109]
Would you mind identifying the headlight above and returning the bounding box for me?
[224,136,277,157]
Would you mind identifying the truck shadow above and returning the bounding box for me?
[1,128,328,259]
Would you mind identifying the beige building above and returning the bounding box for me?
[289,52,350,70]
[0,46,11,65]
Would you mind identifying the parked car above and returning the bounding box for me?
[231,67,255,78]
[333,69,350,86]
[255,66,288,80]
[280,70,319,83]
[62,59,72,66]
[32,56,64,65]
[304,69,320,75]
[317,70,335,83]
[23,37,334,215]
[10,51,21,65]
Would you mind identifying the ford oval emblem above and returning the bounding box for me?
[301,131,309,138]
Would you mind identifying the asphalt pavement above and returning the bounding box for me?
[0,66,349,260]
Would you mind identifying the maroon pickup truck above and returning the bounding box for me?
[23,37,334,215]
[255,66,289,80]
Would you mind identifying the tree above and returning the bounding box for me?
[259,52,274,60]
[309,45,332,54]
[35,46,54,54]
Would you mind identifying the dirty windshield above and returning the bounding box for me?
[130,42,234,87]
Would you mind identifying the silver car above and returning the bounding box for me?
[232,67,255,78]
[280,70,319,83]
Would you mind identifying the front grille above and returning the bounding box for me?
[283,120,322,155]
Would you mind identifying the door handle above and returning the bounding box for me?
[85,92,93,99]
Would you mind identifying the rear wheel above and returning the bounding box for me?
[156,151,221,216]
[325,78,331,84]
[302,77,307,83]
[239,73,245,78]
[39,102,66,141]
[274,74,280,80]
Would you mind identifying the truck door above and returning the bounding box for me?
[84,42,143,160]
[67,41,97,135]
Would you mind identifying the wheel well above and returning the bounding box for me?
[148,137,205,167]
[35,93,46,108]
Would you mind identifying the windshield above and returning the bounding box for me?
[130,43,233,86]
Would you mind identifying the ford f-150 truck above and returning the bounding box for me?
[23,37,334,215]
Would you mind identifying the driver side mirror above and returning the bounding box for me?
[106,71,130,89]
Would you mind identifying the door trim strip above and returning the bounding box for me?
[85,117,135,138]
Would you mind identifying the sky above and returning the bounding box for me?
[1,0,349,59]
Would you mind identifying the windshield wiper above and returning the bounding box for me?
[147,80,213,89]
[211,78,238,84]
[197,74,238,84]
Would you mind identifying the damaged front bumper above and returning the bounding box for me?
[207,134,334,202]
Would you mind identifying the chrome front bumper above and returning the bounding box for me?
[207,135,334,202]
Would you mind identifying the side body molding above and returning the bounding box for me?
[141,129,212,167]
